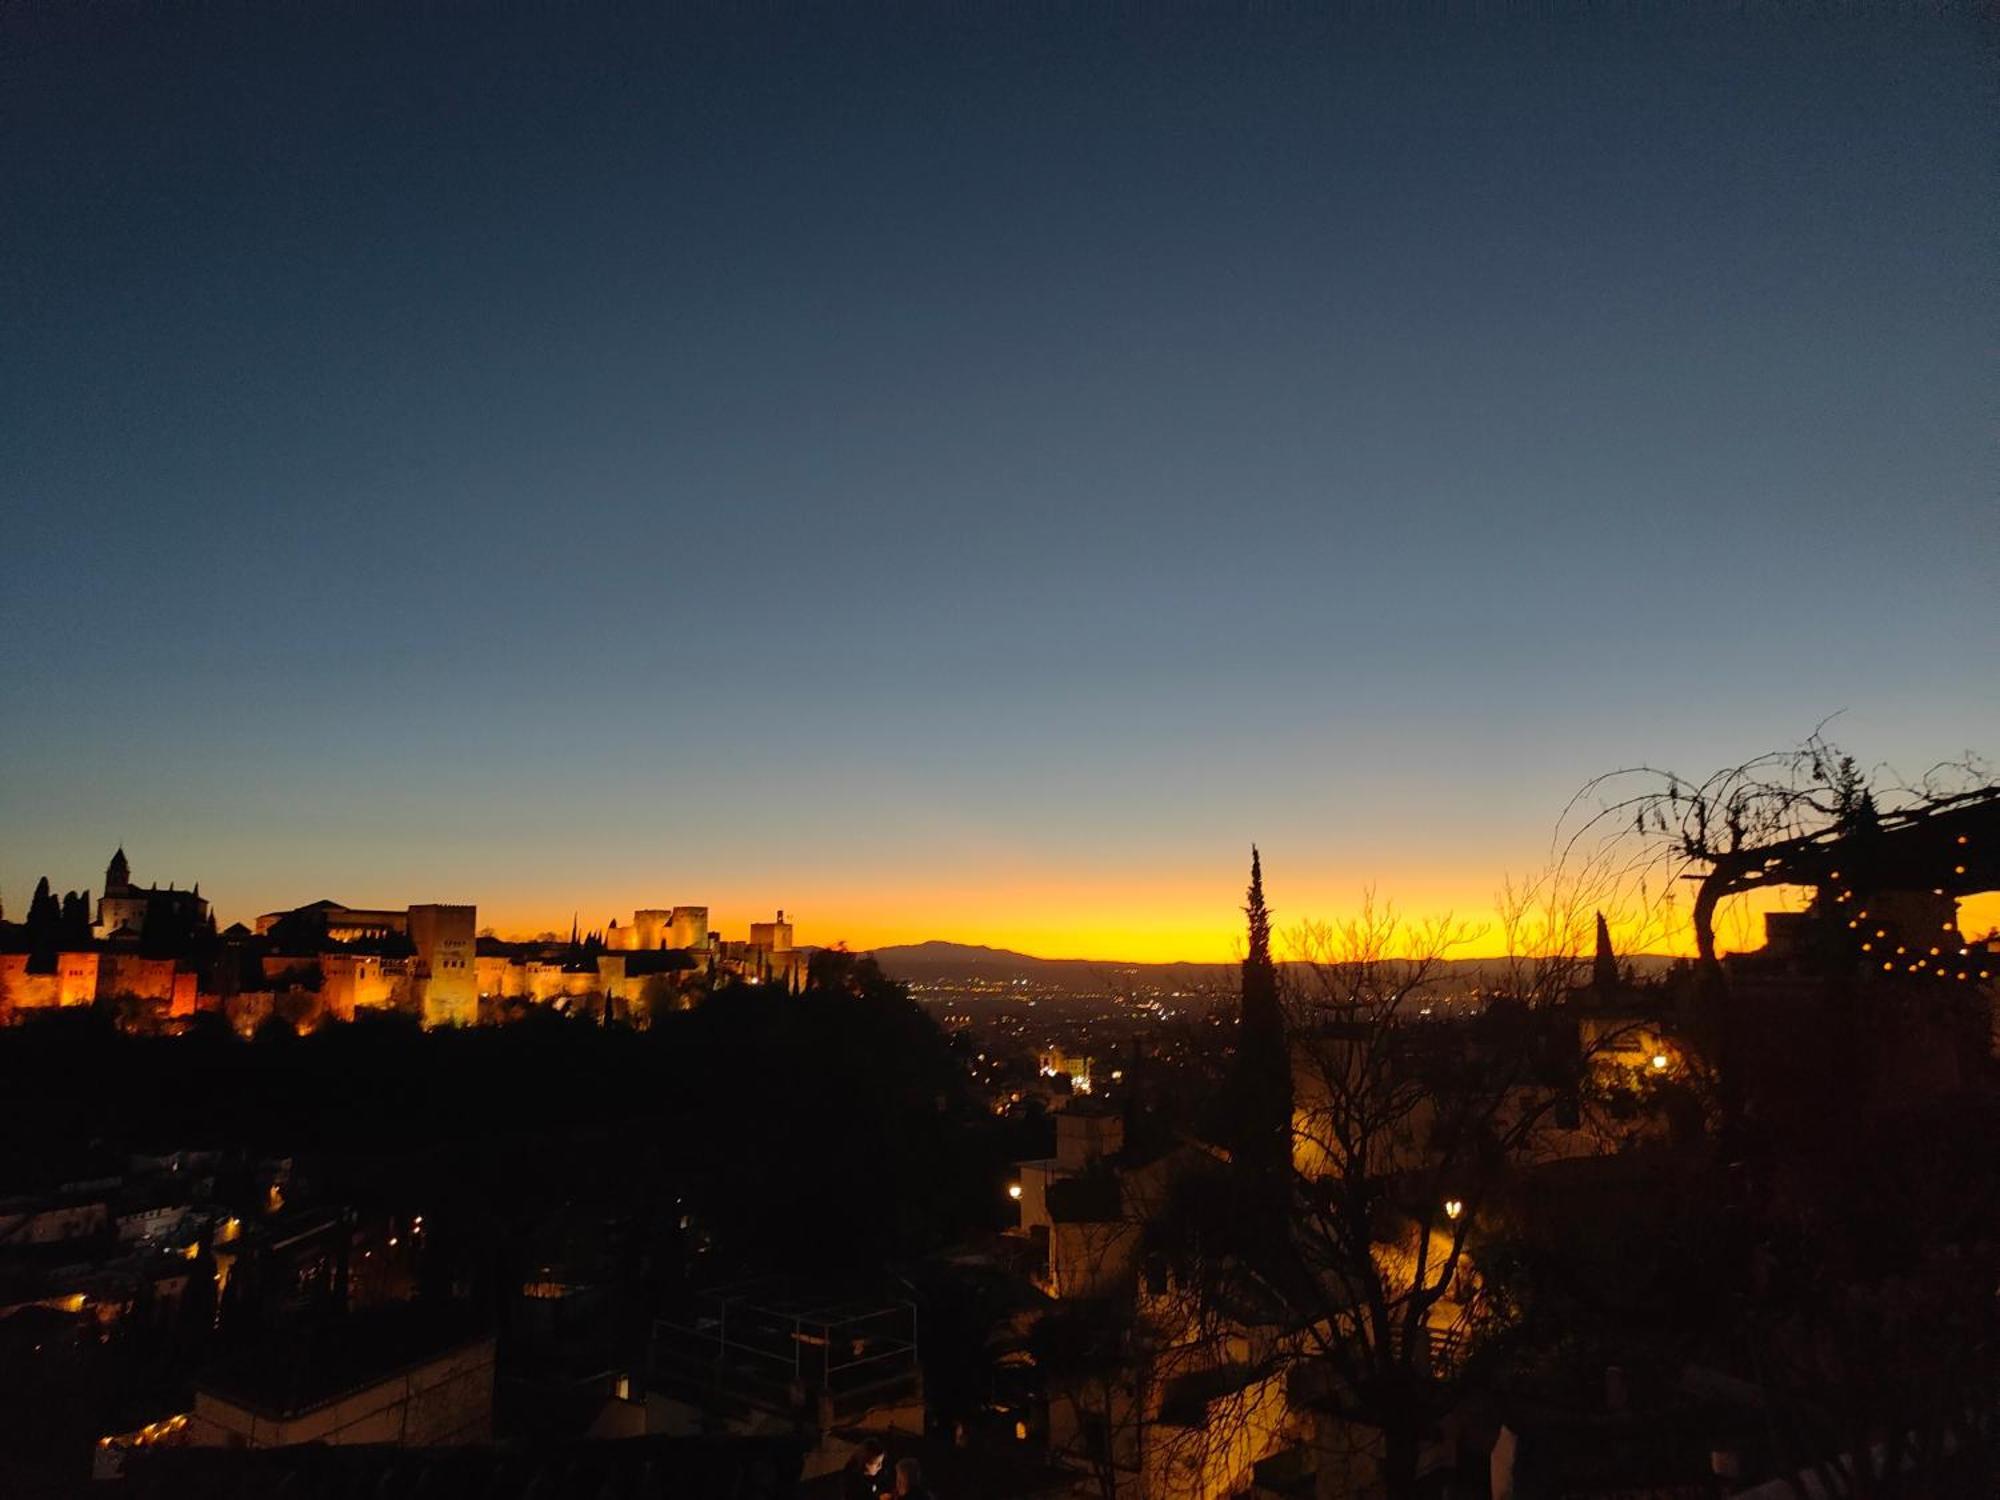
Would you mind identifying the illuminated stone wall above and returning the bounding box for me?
[525,963,593,1002]
[57,952,101,1006]
[475,953,633,1008]
[596,954,627,1000]
[748,911,794,953]
[0,954,58,1011]
[0,952,202,1019]
[320,953,403,1020]
[408,904,477,1028]
[99,953,180,1003]
[475,955,526,999]
[668,906,709,950]
[93,894,151,940]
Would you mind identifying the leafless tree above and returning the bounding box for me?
[1143,875,1656,1500]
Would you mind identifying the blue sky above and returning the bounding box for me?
[3,5,1993,955]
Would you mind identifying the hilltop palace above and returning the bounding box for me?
[0,849,806,1031]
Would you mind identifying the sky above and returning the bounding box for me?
[2,4,1994,961]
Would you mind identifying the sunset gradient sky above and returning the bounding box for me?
[3,6,1994,961]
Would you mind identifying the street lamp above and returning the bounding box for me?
[1443,1198,1464,1221]
[1007,1183,1023,1201]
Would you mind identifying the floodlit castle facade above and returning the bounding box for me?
[3,850,809,1032]
[94,847,210,943]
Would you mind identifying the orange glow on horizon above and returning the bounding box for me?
[478,887,2000,967]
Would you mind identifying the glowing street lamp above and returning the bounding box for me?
[1650,1053,1669,1071]
[1443,1198,1464,1222]
[1007,1183,1023,1201]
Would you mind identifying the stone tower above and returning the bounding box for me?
[105,847,132,897]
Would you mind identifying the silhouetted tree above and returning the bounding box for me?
[252,1012,297,1045]
[60,889,91,946]
[1589,910,1618,993]
[24,877,60,971]
[1158,890,1640,1500]
[184,1008,235,1045]
[1217,848,1290,1209]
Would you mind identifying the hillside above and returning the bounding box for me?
[868,940,1678,992]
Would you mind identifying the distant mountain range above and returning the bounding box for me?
[867,940,1679,993]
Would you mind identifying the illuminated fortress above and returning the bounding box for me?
[1,850,808,1031]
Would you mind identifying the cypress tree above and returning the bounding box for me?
[26,877,60,970]
[60,889,92,945]
[1591,911,1618,994]
[1227,847,1292,1184]
[26,876,57,932]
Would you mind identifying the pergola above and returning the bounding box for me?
[1689,787,2000,967]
